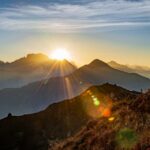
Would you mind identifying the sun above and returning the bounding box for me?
[50,49,71,61]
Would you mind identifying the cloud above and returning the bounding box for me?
[0,0,150,32]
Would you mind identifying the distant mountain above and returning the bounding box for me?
[0,53,77,90]
[0,84,139,150]
[71,59,150,91]
[0,60,4,65]
[108,61,150,78]
[0,59,150,118]
[52,90,150,150]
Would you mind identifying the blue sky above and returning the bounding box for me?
[0,0,150,66]
[0,0,150,31]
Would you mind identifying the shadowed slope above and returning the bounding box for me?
[0,84,139,150]
[52,91,150,150]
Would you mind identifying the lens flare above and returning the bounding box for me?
[103,108,111,117]
[83,88,113,119]
[93,98,100,106]
[108,117,115,122]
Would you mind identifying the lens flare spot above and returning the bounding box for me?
[103,108,111,117]
[108,117,115,122]
[93,97,98,101]
[91,95,95,98]
[93,98,100,106]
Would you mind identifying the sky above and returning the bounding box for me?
[0,0,150,66]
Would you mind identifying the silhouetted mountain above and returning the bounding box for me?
[89,59,110,68]
[52,90,150,150]
[0,53,77,90]
[0,84,139,150]
[71,59,150,91]
[0,60,4,65]
[0,59,149,118]
[108,61,150,78]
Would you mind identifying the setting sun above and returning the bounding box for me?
[50,49,71,61]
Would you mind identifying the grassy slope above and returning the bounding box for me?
[52,91,150,150]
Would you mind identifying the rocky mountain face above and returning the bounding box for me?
[0,53,77,90]
[52,90,150,150]
[0,59,150,118]
[0,84,139,150]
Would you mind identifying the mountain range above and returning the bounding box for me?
[0,83,140,150]
[108,61,150,78]
[1,54,149,91]
[0,53,77,90]
[0,56,150,118]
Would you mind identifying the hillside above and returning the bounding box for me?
[0,59,149,118]
[52,90,150,150]
[0,83,139,150]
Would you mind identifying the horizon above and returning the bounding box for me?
[0,0,150,67]
[1,52,150,69]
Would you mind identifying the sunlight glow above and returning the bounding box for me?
[50,48,71,60]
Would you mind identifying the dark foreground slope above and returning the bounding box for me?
[0,59,150,118]
[52,91,150,150]
[0,84,139,150]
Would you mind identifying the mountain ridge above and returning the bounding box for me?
[0,58,149,118]
[0,53,77,90]
[52,90,150,150]
[108,60,150,78]
[0,83,140,150]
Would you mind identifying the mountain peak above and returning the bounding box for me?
[11,53,51,66]
[26,53,50,62]
[109,61,118,65]
[89,59,110,68]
